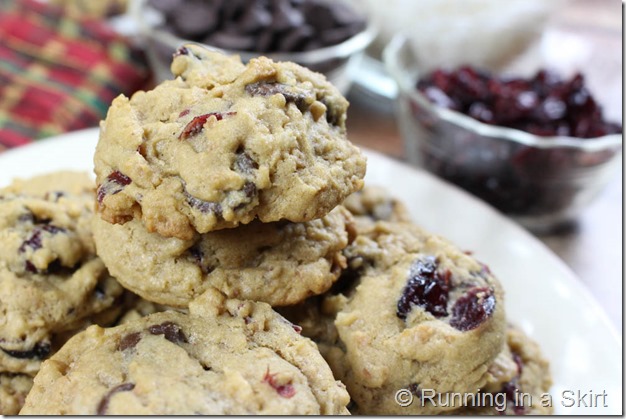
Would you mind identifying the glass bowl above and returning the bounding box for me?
[132,0,377,94]
[383,35,623,233]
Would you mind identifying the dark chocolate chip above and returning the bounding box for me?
[171,0,219,38]
[245,82,309,113]
[188,245,215,274]
[0,342,51,360]
[277,25,314,52]
[236,2,272,32]
[97,383,135,415]
[184,190,223,217]
[118,332,142,351]
[242,181,257,198]
[270,0,304,31]
[204,31,256,51]
[233,149,259,175]
[148,321,188,344]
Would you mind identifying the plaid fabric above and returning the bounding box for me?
[0,0,149,152]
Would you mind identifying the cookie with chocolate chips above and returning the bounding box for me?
[453,324,553,415]
[20,289,350,415]
[92,205,354,307]
[0,172,124,376]
[282,220,507,415]
[94,44,366,240]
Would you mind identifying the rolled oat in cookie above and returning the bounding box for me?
[20,289,350,415]
[283,220,507,415]
[94,43,366,240]
[0,372,32,415]
[92,205,354,307]
[0,172,124,376]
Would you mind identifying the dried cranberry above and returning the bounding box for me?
[449,287,495,331]
[97,171,131,204]
[417,66,621,138]
[396,257,450,320]
[179,112,235,140]
[19,224,66,253]
[263,367,296,398]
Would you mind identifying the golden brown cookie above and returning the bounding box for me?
[0,172,123,375]
[20,290,350,415]
[93,205,354,307]
[94,44,366,240]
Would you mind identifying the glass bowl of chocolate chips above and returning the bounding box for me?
[384,35,622,234]
[135,0,376,94]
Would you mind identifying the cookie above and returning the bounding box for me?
[453,324,553,415]
[284,220,506,414]
[0,373,33,415]
[93,205,354,307]
[0,172,124,375]
[94,44,366,240]
[342,185,412,226]
[20,289,350,415]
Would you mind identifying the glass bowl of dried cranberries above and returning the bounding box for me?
[134,0,376,94]
[384,35,622,233]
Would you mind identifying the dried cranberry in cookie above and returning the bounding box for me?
[314,223,506,415]
[92,206,354,307]
[0,172,124,376]
[94,44,365,240]
[453,324,553,415]
[20,290,350,415]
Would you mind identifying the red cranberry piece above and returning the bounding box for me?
[148,321,188,344]
[97,383,135,415]
[263,367,296,398]
[396,257,450,320]
[179,112,235,140]
[19,224,66,253]
[417,66,622,138]
[449,287,495,331]
[97,171,131,204]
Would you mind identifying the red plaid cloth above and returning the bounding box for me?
[0,0,150,151]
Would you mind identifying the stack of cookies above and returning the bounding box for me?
[3,44,553,415]
[0,172,126,414]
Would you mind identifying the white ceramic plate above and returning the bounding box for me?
[0,128,621,415]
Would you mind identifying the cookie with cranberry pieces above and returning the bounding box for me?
[300,221,507,414]
[452,324,553,415]
[93,205,354,307]
[0,172,124,376]
[94,44,366,240]
[20,289,350,415]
